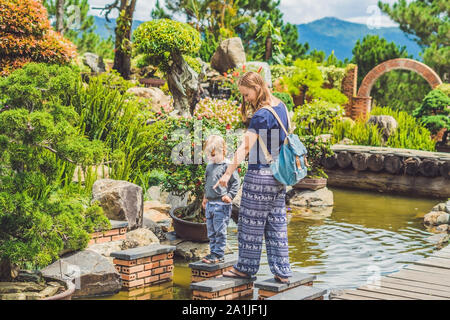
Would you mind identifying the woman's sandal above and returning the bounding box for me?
[202,254,218,264]
[274,275,290,285]
[222,269,252,279]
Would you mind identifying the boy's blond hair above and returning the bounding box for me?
[204,135,227,158]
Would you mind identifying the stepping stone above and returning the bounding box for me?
[111,244,176,290]
[266,285,327,300]
[254,272,316,299]
[189,256,237,282]
[190,275,257,300]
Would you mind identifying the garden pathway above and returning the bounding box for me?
[330,245,450,300]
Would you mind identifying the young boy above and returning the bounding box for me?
[202,135,240,264]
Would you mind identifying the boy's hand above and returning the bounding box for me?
[222,195,232,203]
[202,197,208,209]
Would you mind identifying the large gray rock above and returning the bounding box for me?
[82,52,106,73]
[126,87,172,113]
[424,211,450,226]
[40,250,121,298]
[286,187,334,207]
[237,61,272,86]
[92,179,143,230]
[174,241,233,261]
[367,115,398,141]
[146,186,170,203]
[210,37,246,74]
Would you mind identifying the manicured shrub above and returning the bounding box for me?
[0,0,76,76]
[272,91,294,111]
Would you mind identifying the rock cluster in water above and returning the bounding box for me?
[423,200,450,233]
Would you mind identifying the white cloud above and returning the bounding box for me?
[87,0,401,26]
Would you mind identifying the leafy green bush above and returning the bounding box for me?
[272,91,294,111]
[0,63,110,272]
[331,117,383,146]
[299,135,333,179]
[413,88,450,135]
[293,99,345,136]
[372,106,436,151]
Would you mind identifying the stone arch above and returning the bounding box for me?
[357,58,443,98]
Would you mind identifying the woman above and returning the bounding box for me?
[213,71,292,283]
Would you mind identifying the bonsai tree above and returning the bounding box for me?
[299,135,334,179]
[133,19,202,117]
[413,86,450,145]
[0,63,109,279]
[0,0,76,76]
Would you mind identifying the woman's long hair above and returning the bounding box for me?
[238,71,272,124]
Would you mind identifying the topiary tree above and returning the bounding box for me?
[133,19,202,117]
[0,63,109,279]
[0,0,77,76]
[413,88,450,145]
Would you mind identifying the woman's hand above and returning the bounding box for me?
[213,172,231,190]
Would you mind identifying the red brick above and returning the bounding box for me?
[218,288,233,296]
[145,275,160,284]
[159,272,173,280]
[113,259,137,267]
[200,269,221,277]
[239,288,253,298]
[152,267,166,275]
[119,227,127,234]
[167,252,174,259]
[95,236,111,244]
[122,265,144,274]
[137,257,151,265]
[192,290,218,299]
[225,292,240,300]
[121,273,137,281]
[166,265,174,272]
[152,253,167,261]
[258,289,277,298]
[144,262,159,270]
[159,259,173,267]
[91,231,103,239]
[137,270,151,279]
[191,276,208,283]
[103,229,120,236]
[123,279,145,288]
[233,284,248,293]
[112,234,126,241]
[115,265,121,273]
[191,269,200,276]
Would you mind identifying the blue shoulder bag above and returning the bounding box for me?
[257,104,308,186]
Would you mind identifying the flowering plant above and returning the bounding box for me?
[194,98,243,129]
[221,64,264,102]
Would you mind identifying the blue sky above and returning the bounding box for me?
[87,0,402,27]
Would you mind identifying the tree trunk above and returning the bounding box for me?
[336,151,352,169]
[113,0,137,80]
[384,155,402,174]
[367,154,384,172]
[167,53,200,117]
[56,0,65,34]
[322,154,337,169]
[351,153,369,171]
[265,36,272,61]
[419,159,440,177]
[404,157,421,175]
[0,260,19,281]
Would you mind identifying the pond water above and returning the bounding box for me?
[89,187,442,300]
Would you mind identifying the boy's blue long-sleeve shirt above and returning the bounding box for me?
[204,160,240,202]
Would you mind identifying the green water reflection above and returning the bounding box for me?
[90,187,441,300]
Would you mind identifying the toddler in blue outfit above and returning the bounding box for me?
[202,135,240,264]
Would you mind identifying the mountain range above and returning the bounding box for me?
[92,16,422,61]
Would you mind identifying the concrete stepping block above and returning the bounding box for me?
[254,272,316,292]
[189,257,237,272]
[111,244,176,260]
[190,276,257,292]
[266,285,326,300]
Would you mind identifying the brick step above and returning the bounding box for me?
[189,256,238,283]
[266,285,327,300]
[88,220,128,245]
[254,272,316,299]
[190,276,257,300]
[111,244,176,290]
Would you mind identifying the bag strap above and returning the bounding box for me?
[256,102,291,164]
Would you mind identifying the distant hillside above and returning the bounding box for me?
[297,17,421,61]
[92,15,422,61]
